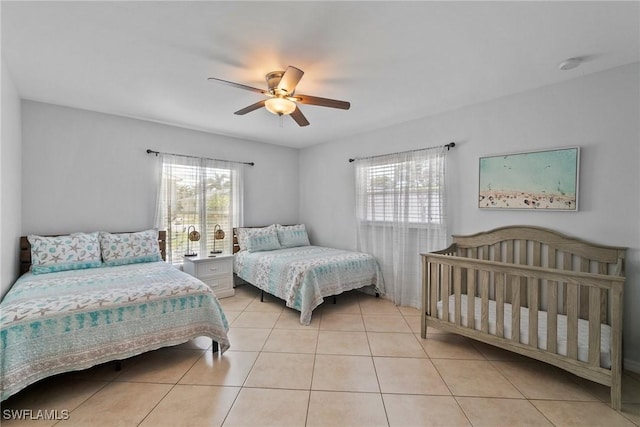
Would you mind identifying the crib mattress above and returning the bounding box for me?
[436,295,611,368]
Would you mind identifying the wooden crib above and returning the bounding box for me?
[421,226,625,410]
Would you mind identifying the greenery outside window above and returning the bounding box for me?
[155,154,243,264]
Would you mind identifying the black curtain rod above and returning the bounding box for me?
[146,149,255,166]
[348,142,455,163]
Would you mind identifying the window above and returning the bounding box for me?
[357,154,445,225]
[155,154,243,264]
[354,148,448,308]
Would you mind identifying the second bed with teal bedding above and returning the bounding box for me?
[234,246,384,325]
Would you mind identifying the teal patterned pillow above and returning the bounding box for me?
[100,229,162,266]
[246,231,282,252]
[236,225,277,252]
[28,232,102,274]
[277,224,310,248]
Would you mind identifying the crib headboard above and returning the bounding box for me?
[441,225,625,321]
[447,225,625,277]
[20,230,167,275]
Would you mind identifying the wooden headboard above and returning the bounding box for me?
[20,230,167,275]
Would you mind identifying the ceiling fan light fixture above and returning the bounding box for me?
[265,97,296,116]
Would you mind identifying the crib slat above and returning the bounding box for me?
[454,267,462,326]
[492,242,502,262]
[468,267,476,330]
[547,281,558,354]
[611,285,623,411]
[532,242,541,266]
[481,270,490,333]
[511,275,521,343]
[528,276,539,348]
[588,287,601,367]
[518,240,528,307]
[548,247,556,270]
[562,252,572,314]
[547,248,558,354]
[598,262,608,323]
[430,261,438,322]
[423,257,429,338]
[506,241,514,304]
[502,240,515,303]
[579,258,590,319]
[496,273,505,338]
[442,265,450,322]
[566,283,579,359]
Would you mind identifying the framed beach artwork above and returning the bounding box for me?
[478,147,579,210]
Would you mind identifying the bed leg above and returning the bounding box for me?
[375,293,379,298]
[333,295,337,304]
[115,361,122,371]
[260,290,264,302]
[212,340,219,354]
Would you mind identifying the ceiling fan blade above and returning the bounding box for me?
[277,66,304,94]
[234,100,266,115]
[208,77,267,95]
[290,106,310,127]
[292,94,350,110]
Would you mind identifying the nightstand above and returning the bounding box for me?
[182,254,235,298]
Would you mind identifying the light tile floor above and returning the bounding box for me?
[3,285,639,426]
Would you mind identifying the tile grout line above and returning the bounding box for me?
[362,304,392,427]
[304,312,321,427]
[219,292,263,427]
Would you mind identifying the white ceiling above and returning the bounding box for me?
[2,1,639,148]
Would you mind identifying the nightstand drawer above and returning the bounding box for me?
[195,258,232,278]
[202,276,233,291]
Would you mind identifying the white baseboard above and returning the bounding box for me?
[624,358,640,374]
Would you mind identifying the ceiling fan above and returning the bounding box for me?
[208,66,350,127]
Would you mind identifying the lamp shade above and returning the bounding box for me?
[214,225,225,240]
[185,225,199,257]
[265,97,296,115]
[211,224,225,254]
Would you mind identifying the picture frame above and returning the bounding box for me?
[478,147,579,211]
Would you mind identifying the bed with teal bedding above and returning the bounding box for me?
[0,260,230,401]
[234,245,384,325]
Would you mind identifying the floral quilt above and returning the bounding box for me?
[234,246,384,325]
[0,261,229,401]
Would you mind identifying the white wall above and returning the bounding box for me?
[1,56,22,298]
[299,63,640,369]
[21,101,299,234]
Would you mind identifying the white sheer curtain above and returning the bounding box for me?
[355,147,448,308]
[155,153,243,264]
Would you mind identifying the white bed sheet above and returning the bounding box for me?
[436,294,611,368]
